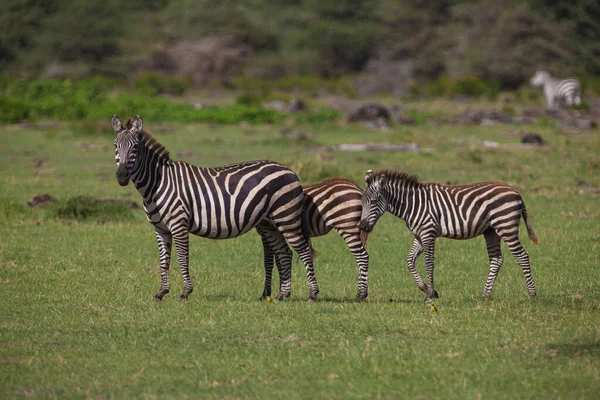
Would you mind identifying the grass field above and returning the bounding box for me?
[1,113,599,399]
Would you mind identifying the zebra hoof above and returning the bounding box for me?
[433,290,439,299]
[275,292,289,301]
[355,295,367,303]
[153,296,163,302]
[178,295,189,302]
[528,290,537,297]
[309,293,318,302]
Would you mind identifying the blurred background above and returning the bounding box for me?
[1,0,599,123]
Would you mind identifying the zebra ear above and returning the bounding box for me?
[111,115,122,133]
[131,115,143,133]
[365,170,374,186]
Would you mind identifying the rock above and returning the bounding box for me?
[521,133,546,146]
[347,104,391,122]
[262,100,286,111]
[557,118,596,129]
[27,194,56,207]
[286,98,307,113]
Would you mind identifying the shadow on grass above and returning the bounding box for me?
[545,339,600,358]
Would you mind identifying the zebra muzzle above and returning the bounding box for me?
[358,219,372,232]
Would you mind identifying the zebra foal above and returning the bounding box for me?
[530,69,581,109]
[358,170,539,302]
[260,178,370,302]
[111,115,318,301]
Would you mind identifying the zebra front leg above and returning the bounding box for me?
[258,231,275,300]
[422,238,437,303]
[154,230,172,301]
[173,229,193,301]
[406,238,438,299]
[481,230,503,298]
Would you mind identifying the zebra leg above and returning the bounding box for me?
[280,228,318,301]
[274,249,293,300]
[337,228,369,302]
[422,238,437,302]
[406,238,438,299]
[257,229,275,300]
[257,225,293,300]
[481,230,503,298]
[153,230,172,301]
[502,234,536,296]
[172,230,193,301]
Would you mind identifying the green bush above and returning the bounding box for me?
[236,92,262,106]
[421,76,502,99]
[0,97,30,123]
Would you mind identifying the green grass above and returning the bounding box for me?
[1,116,599,399]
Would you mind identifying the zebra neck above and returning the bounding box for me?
[387,183,427,225]
[131,139,169,200]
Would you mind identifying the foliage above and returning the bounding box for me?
[0,78,340,124]
[133,73,191,96]
[412,76,502,100]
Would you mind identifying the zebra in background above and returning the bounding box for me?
[358,170,539,302]
[111,115,319,301]
[530,69,581,109]
[260,179,370,302]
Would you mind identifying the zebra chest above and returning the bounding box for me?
[143,200,181,229]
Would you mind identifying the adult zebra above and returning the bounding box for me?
[358,170,539,302]
[111,115,318,301]
[530,70,581,109]
[259,179,370,302]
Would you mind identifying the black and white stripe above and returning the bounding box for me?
[259,179,370,301]
[530,69,581,109]
[111,115,318,301]
[358,170,539,302]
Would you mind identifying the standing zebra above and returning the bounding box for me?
[260,179,370,302]
[358,170,539,302]
[111,115,318,301]
[530,69,581,109]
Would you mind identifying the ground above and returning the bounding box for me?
[0,109,599,399]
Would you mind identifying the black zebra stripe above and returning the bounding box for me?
[111,115,318,301]
[259,178,370,301]
[358,169,539,302]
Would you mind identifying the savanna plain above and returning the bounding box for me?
[1,111,599,399]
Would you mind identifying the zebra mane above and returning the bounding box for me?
[140,129,170,161]
[376,170,421,187]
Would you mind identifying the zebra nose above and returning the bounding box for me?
[358,219,371,232]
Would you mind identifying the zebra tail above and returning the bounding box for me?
[521,201,540,245]
[359,229,369,249]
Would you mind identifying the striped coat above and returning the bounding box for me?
[358,170,539,302]
[111,115,318,301]
[530,70,581,109]
[259,178,370,301]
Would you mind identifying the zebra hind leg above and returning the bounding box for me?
[280,228,318,301]
[481,230,503,298]
[338,228,369,302]
[173,229,193,301]
[154,231,172,301]
[502,234,536,297]
[257,225,293,301]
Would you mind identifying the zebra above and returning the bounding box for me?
[111,115,318,301]
[358,169,539,302]
[259,178,370,302]
[530,69,581,109]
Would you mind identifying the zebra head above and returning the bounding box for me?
[111,115,143,186]
[358,170,387,233]
[530,70,549,88]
